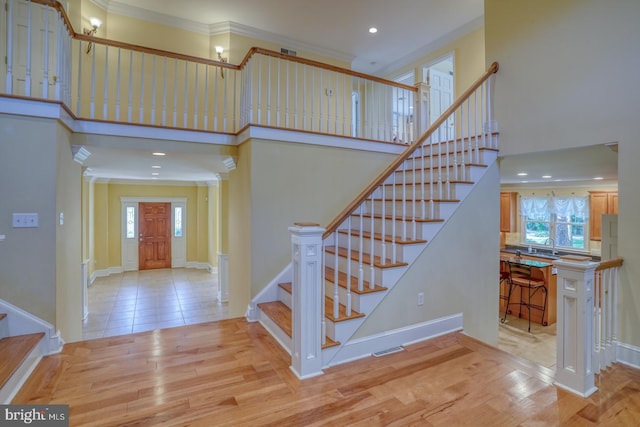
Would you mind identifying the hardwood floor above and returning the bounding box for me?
[13,319,640,426]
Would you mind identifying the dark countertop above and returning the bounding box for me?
[502,245,601,262]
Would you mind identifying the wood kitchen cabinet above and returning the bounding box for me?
[589,191,618,241]
[500,192,517,232]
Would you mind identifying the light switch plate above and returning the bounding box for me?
[12,213,39,228]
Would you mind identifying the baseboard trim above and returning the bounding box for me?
[324,313,463,368]
[617,342,640,370]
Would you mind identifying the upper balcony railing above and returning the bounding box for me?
[1,0,423,144]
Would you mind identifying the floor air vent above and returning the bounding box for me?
[372,346,404,357]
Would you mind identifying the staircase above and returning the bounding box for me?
[0,312,45,403]
[251,62,500,375]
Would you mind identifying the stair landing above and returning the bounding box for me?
[0,332,44,391]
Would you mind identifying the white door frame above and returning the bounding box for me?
[121,197,187,270]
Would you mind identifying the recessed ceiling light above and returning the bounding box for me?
[593,176,604,180]
[151,172,159,176]
[554,179,563,182]
[542,175,552,179]
[369,27,378,34]
[521,180,529,183]
[152,165,161,169]
[152,152,166,156]
[517,172,528,176]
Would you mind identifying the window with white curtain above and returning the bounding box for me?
[521,196,589,250]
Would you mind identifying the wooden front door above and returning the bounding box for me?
[139,202,172,270]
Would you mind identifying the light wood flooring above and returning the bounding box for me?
[14,318,640,426]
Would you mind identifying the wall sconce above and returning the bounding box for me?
[84,17,102,54]
[215,46,227,78]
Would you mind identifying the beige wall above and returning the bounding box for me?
[0,115,58,325]
[486,0,640,347]
[0,115,82,342]
[55,125,83,342]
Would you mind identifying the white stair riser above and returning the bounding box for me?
[402,150,487,170]
[373,182,469,200]
[325,252,408,287]
[278,287,292,309]
[324,280,391,314]
[336,233,407,263]
[367,200,459,219]
[391,164,485,184]
[347,215,446,242]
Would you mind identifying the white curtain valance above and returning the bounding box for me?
[553,196,589,218]
[520,197,550,217]
[520,196,589,218]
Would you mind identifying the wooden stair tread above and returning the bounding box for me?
[325,245,408,268]
[257,301,341,349]
[0,332,44,390]
[337,229,426,245]
[324,267,387,294]
[357,213,445,223]
[258,302,292,337]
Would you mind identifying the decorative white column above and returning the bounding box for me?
[289,222,325,379]
[217,253,229,302]
[414,81,430,137]
[554,259,599,397]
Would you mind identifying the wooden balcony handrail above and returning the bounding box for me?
[596,258,624,271]
[322,61,499,239]
[30,0,415,91]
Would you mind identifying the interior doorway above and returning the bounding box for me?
[423,53,454,138]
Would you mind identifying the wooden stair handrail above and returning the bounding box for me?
[28,0,415,91]
[322,62,500,239]
[596,258,624,271]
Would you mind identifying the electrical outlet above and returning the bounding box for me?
[417,292,424,306]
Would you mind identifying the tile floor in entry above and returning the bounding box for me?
[83,268,229,340]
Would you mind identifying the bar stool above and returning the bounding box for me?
[503,260,548,332]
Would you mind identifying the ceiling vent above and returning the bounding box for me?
[280,48,297,56]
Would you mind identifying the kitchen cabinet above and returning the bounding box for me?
[589,191,618,241]
[500,192,517,232]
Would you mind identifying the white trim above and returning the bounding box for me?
[246,263,292,322]
[617,342,640,370]
[323,313,463,368]
[0,339,42,404]
[0,299,64,355]
[237,126,405,155]
[184,262,213,271]
[121,201,138,271]
[73,119,234,145]
[172,202,187,268]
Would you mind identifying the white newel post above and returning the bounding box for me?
[554,259,599,397]
[289,222,325,379]
[414,81,430,137]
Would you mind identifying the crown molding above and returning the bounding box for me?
[373,15,484,77]
[89,2,353,64]
[211,21,354,64]
[93,0,210,35]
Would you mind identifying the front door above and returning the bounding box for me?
[139,202,172,270]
